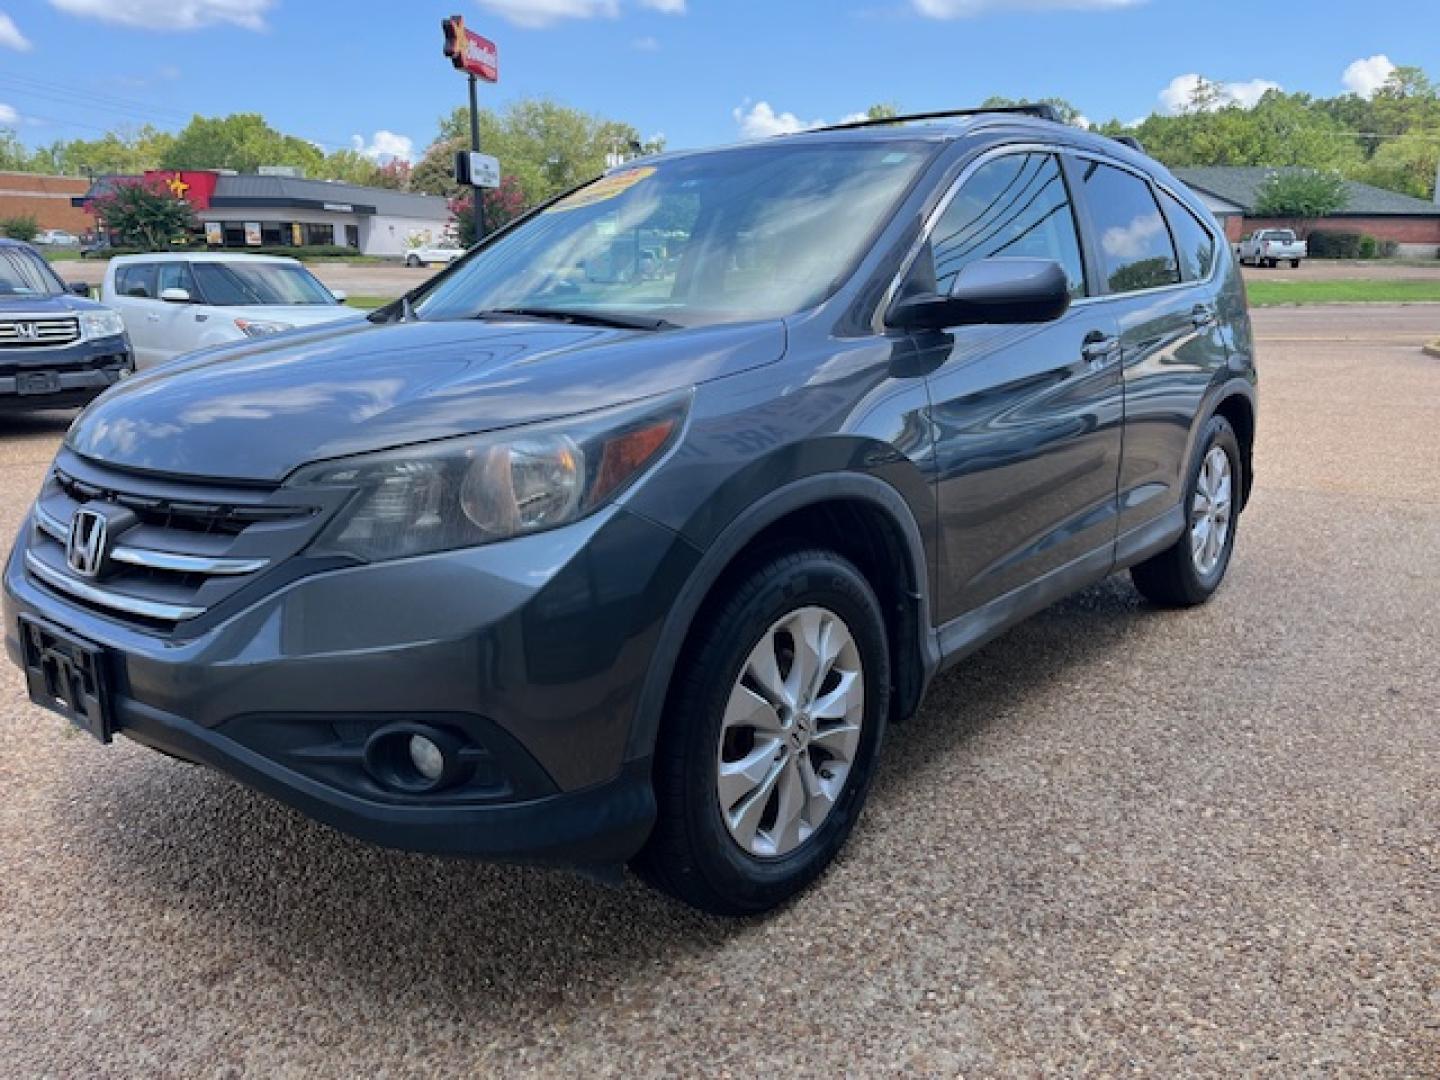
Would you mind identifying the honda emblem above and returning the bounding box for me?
[66,509,108,578]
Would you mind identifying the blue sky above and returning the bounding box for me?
[1,0,1436,163]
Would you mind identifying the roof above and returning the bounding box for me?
[109,252,299,266]
[210,175,446,218]
[73,173,448,219]
[1174,166,1440,218]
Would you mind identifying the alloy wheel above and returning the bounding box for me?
[715,606,865,859]
[1191,444,1233,577]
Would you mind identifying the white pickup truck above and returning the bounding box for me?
[1237,229,1306,269]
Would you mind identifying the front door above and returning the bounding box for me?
[917,150,1125,623]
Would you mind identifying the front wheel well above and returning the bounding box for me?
[677,498,928,727]
[1214,393,1255,509]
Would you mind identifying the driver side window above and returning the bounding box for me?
[929,152,1088,300]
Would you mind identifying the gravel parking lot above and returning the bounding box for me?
[0,305,1436,1076]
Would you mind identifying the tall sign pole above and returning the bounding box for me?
[442,16,500,241]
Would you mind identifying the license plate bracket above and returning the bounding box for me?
[17,371,62,396]
[20,616,114,743]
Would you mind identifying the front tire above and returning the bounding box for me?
[1131,415,1243,608]
[634,549,890,916]
[406,254,423,268]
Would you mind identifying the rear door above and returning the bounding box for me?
[920,148,1125,623]
[1068,158,1230,544]
[106,261,163,367]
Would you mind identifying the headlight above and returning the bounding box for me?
[286,392,690,562]
[79,310,125,340]
[234,318,293,338]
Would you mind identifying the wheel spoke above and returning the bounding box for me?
[764,759,808,855]
[809,721,862,764]
[811,669,862,721]
[725,757,784,852]
[783,608,825,706]
[722,684,783,739]
[745,635,790,708]
[1191,518,1211,561]
[717,738,784,810]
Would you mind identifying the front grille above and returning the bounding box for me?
[25,450,342,632]
[0,316,81,348]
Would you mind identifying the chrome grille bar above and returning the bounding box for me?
[25,551,206,622]
[33,505,270,576]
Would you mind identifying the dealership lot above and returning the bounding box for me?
[0,306,1436,1075]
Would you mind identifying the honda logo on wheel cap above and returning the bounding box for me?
[66,509,108,578]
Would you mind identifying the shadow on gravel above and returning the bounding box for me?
[0,410,78,436]
[79,574,1155,1020]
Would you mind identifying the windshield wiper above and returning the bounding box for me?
[476,307,678,331]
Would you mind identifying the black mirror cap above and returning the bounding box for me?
[67,281,92,298]
[889,258,1072,331]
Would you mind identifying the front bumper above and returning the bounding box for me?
[0,334,133,407]
[5,505,701,865]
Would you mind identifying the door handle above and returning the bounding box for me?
[1081,333,1119,368]
[1192,305,1217,329]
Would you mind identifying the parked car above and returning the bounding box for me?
[1237,228,1306,268]
[405,241,465,268]
[101,253,363,369]
[5,107,1256,915]
[32,229,81,247]
[0,238,133,409]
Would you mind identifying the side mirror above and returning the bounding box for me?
[889,258,1071,331]
[159,287,191,304]
[330,288,348,303]
[67,281,92,298]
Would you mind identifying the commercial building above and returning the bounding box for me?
[0,172,91,233]
[75,170,452,257]
[1175,166,1440,257]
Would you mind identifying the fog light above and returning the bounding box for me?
[408,734,446,782]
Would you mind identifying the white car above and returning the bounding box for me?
[101,253,363,369]
[33,229,80,247]
[404,241,465,268]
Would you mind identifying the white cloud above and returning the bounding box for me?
[638,0,685,11]
[0,103,19,125]
[1342,54,1396,98]
[0,12,32,50]
[352,130,415,164]
[476,0,619,28]
[1101,210,1166,261]
[1159,73,1281,114]
[632,35,660,50]
[47,0,273,30]
[914,0,1143,16]
[733,102,868,139]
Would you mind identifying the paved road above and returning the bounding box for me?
[1,307,1437,1076]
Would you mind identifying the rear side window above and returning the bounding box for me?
[1077,162,1180,294]
[929,152,1087,299]
[115,263,158,299]
[1159,190,1216,282]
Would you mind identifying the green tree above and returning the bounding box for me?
[1254,169,1350,233]
[980,95,1085,125]
[0,214,39,242]
[1362,126,1440,198]
[160,114,324,175]
[92,178,198,250]
[865,103,900,120]
[1,129,32,171]
[320,149,385,186]
[31,126,175,176]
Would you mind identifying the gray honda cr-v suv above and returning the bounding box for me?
[5,107,1255,915]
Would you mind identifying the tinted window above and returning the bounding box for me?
[1159,190,1216,282]
[115,263,158,299]
[0,248,63,297]
[929,152,1086,299]
[190,262,337,306]
[1078,162,1180,294]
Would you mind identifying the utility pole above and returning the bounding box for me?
[468,74,486,240]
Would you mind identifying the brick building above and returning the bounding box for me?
[1174,166,1440,258]
[0,172,92,233]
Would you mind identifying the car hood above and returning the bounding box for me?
[67,316,786,482]
[219,304,365,328]
[0,293,107,315]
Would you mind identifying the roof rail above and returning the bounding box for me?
[1112,135,1146,153]
[808,103,1065,134]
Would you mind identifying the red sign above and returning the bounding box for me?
[442,15,498,82]
[143,170,219,210]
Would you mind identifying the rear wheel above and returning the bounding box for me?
[406,254,423,268]
[1131,415,1243,608]
[1290,259,1301,269]
[634,549,890,916]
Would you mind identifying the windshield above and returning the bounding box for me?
[413,141,935,328]
[1265,230,1297,242]
[191,262,338,306]
[0,247,64,299]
